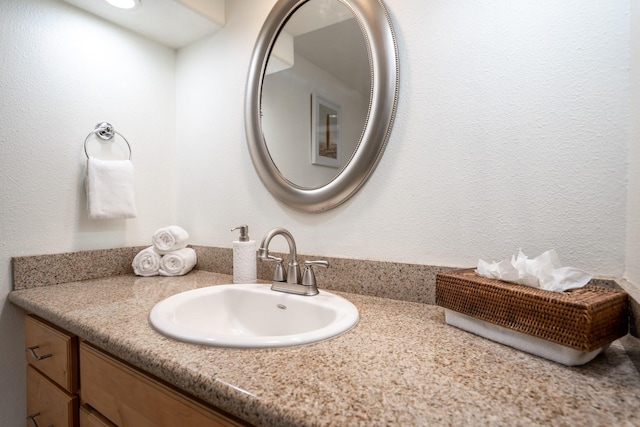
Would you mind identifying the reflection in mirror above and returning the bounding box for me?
[261,0,371,188]
[245,0,398,212]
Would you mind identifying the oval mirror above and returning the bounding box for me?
[245,0,398,212]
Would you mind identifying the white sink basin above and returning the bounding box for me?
[149,283,359,348]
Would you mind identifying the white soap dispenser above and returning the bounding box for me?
[231,225,257,284]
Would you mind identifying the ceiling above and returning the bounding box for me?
[294,18,371,97]
[61,0,225,49]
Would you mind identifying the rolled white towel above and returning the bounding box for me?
[132,246,161,277]
[152,225,189,254]
[159,248,197,277]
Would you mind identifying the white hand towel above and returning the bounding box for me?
[152,225,189,254]
[86,157,137,219]
[159,248,197,276]
[132,246,161,277]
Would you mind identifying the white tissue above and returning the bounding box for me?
[476,249,592,292]
[159,247,197,276]
[132,246,161,277]
[152,225,189,254]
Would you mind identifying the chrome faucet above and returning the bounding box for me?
[258,227,328,296]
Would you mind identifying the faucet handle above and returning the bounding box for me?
[263,254,282,263]
[304,260,329,268]
[302,260,329,287]
[263,255,286,282]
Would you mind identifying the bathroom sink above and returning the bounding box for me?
[149,283,359,348]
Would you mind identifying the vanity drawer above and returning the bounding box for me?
[79,342,246,427]
[25,314,78,393]
[27,365,78,427]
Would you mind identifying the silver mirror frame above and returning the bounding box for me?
[245,0,398,212]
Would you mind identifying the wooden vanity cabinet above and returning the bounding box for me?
[79,342,246,426]
[24,314,79,427]
[23,314,247,427]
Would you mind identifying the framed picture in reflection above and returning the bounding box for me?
[311,94,341,168]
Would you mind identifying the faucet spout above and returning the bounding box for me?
[258,227,300,284]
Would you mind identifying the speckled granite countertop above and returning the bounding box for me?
[9,271,640,426]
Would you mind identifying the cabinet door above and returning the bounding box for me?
[27,365,78,427]
[79,405,116,427]
[25,314,78,393]
[80,342,247,427]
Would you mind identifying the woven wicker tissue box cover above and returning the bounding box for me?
[435,269,628,352]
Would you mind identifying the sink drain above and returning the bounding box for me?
[277,304,287,310]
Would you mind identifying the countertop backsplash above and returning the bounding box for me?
[12,245,638,340]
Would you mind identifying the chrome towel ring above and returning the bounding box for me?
[84,122,132,160]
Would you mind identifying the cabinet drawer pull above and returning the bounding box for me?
[26,346,52,361]
[26,412,53,427]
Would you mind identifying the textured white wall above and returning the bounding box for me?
[0,0,177,424]
[177,0,630,277]
[627,0,640,284]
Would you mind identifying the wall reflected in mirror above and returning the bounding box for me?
[261,0,371,188]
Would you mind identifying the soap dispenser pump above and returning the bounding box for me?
[231,225,257,284]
